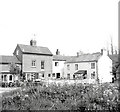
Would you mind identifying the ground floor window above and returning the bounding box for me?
[48,74,51,77]
[34,73,39,79]
[27,73,30,80]
[52,73,55,77]
[73,74,75,79]
[91,72,95,79]
[9,75,12,81]
[56,73,60,78]
[42,73,44,77]
[1,75,3,81]
[67,74,70,79]
[4,75,7,81]
[31,73,34,81]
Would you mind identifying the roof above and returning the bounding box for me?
[0,55,21,64]
[109,54,119,63]
[53,55,73,61]
[74,70,87,74]
[65,52,101,63]
[18,44,52,56]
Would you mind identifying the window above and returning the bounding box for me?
[75,64,78,70]
[73,74,75,79]
[32,60,36,67]
[4,75,7,81]
[41,61,44,69]
[55,62,59,66]
[1,75,3,81]
[67,65,70,70]
[83,71,87,79]
[52,73,55,77]
[42,73,44,77]
[9,75,12,81]
[56,73,60,78]
[91,63,95,69]
[91,72,95,79]
[34,73,39,79]
[48,74,51,77]
[67,74,70,79]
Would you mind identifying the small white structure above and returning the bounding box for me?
[52,50,65,79]
[52,49,71,79]
[98,49,113,83]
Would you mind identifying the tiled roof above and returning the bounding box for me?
[0,55,21,64]
[65,52,101,63]
[53,55,73,61]
[18,44,52,55]
[109,54,119,62]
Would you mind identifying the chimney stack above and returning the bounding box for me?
[56,49,60,55]
[30,39,37,46]
[101,49,107,55]
[101,49,103,55]
[77,52,79,57]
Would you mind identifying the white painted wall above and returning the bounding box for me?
[52,60,65,78]
[64,61,97,80]
[98,54,112,83]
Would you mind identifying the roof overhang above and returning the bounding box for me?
[23,52,53,56]
[74,70,87,74]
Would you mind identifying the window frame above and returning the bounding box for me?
[9,75,12,81]
[75,64,78,70]
[52,73,55,77]
[67,74,70,79]
[91,71,95,79]
[41,61,45,69]
[91,62,95,69]
[31,60,36,67]
[55,62,59,66]
[67,64,70,70]
[48,74,51,77]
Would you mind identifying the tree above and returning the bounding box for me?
[9,62,21,74]
[112,62,120,81]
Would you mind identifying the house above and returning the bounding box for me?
[64,49,113,83]
[13,39,53,81]
[52,49,72,79]
[0,55,21,83]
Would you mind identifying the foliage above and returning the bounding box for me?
[9,62,21,74]
[1,82,120,111]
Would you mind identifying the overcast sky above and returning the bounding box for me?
[0,0,119,56]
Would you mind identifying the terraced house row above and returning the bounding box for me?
[0,39,118,84]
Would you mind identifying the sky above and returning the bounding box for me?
[0,0,119,56]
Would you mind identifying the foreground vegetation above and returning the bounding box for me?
[1,81,120,111]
